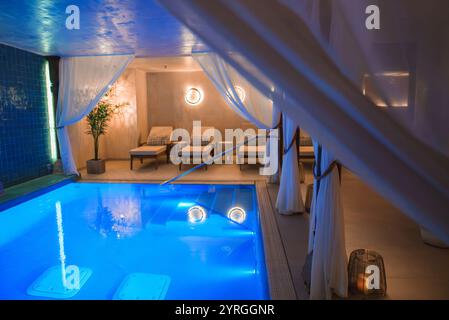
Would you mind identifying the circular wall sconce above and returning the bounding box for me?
[187,205,207,224]
[227,207,247,224]
[185,87,203,106]
[234,86,246,102]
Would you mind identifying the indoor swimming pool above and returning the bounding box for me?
[0,182,268,299]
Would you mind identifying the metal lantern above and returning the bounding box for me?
[348,249,387,297]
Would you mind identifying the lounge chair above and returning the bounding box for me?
[129,126,173,170]
[179,126,216,171]
[237,134,267,170]
[299,132,314,159]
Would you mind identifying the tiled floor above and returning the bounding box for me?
[79,159,268,183]
[269,163,449,300]
[80,160,449,299]
[0,174,72,209]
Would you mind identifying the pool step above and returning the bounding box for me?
[27,265,92,299]
[113,273,171,300]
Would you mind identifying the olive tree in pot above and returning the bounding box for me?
[85,101,112,174]
[85,97,127,174]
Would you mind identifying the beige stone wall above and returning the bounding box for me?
[68,69,253,169]
[69,68,143,168]
[135,69,149,144]
[104,69,138,159]
[147,71,254,135]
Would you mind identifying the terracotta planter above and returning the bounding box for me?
[86,159,106,174]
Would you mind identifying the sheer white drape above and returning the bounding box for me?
[276,115,305,214]
[194,52,273,129]
[56,55,133,175]
[308,141,347,299]
[266,103,281,183]
[195,52,301,206]
[160,0,449,245]
[194,52,281,179]
[294,0,346,298]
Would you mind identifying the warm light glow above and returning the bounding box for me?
[234,86,246,102]
[362,72,409,108]
[45,61,57,162]
[187,206,207,223]
[185,87,203,106]
[227,207,247,224]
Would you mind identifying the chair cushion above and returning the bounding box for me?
[130,146,166,156]
[238,145,266,156]
[191,127,216,145]
[299,146,314,156]
[181,144,213,156]
[300,136,313,146]
[147,136,170,146]
[146,127,173,145]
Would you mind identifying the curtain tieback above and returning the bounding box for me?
[313,160,342,183]
[273,118,282,130]
[283,128,299,155]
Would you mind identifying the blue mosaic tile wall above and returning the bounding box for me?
[0,44,53,187]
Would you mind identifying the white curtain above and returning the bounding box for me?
[56,55,133,175]
[308,141,347,299]
[276,115,305,214]
[195,52,301,206]
[193,52,273,129]
[194,51,282,180]
[160,0,449,245]
[266,103,281,183]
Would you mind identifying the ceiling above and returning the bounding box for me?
[129,56,202,72]
[0,0,203,57]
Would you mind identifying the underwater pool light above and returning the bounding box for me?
[227,207,247,224]
[45,61,57,162]
[187,206,207,224]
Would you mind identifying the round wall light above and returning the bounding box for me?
[234,86,246,102]
[187,205,207,224]
[185,87,203,106]
[227,207,247,224]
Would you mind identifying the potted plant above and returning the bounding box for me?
[85,93,127,174]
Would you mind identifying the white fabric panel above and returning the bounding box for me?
[327,0,449,158]
[276,116,305,214]
[159,0,449,245]
[193,52,273,129]
[195,51,281,179]
[267,102,282,183]
[308,142,347,299]
[56,55,133,175]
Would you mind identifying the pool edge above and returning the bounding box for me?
[0,175,76,212]
[255,181,297,300]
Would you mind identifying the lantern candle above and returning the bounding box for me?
[348,249,387,297]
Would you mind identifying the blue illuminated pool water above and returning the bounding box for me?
[0,182,269,300]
